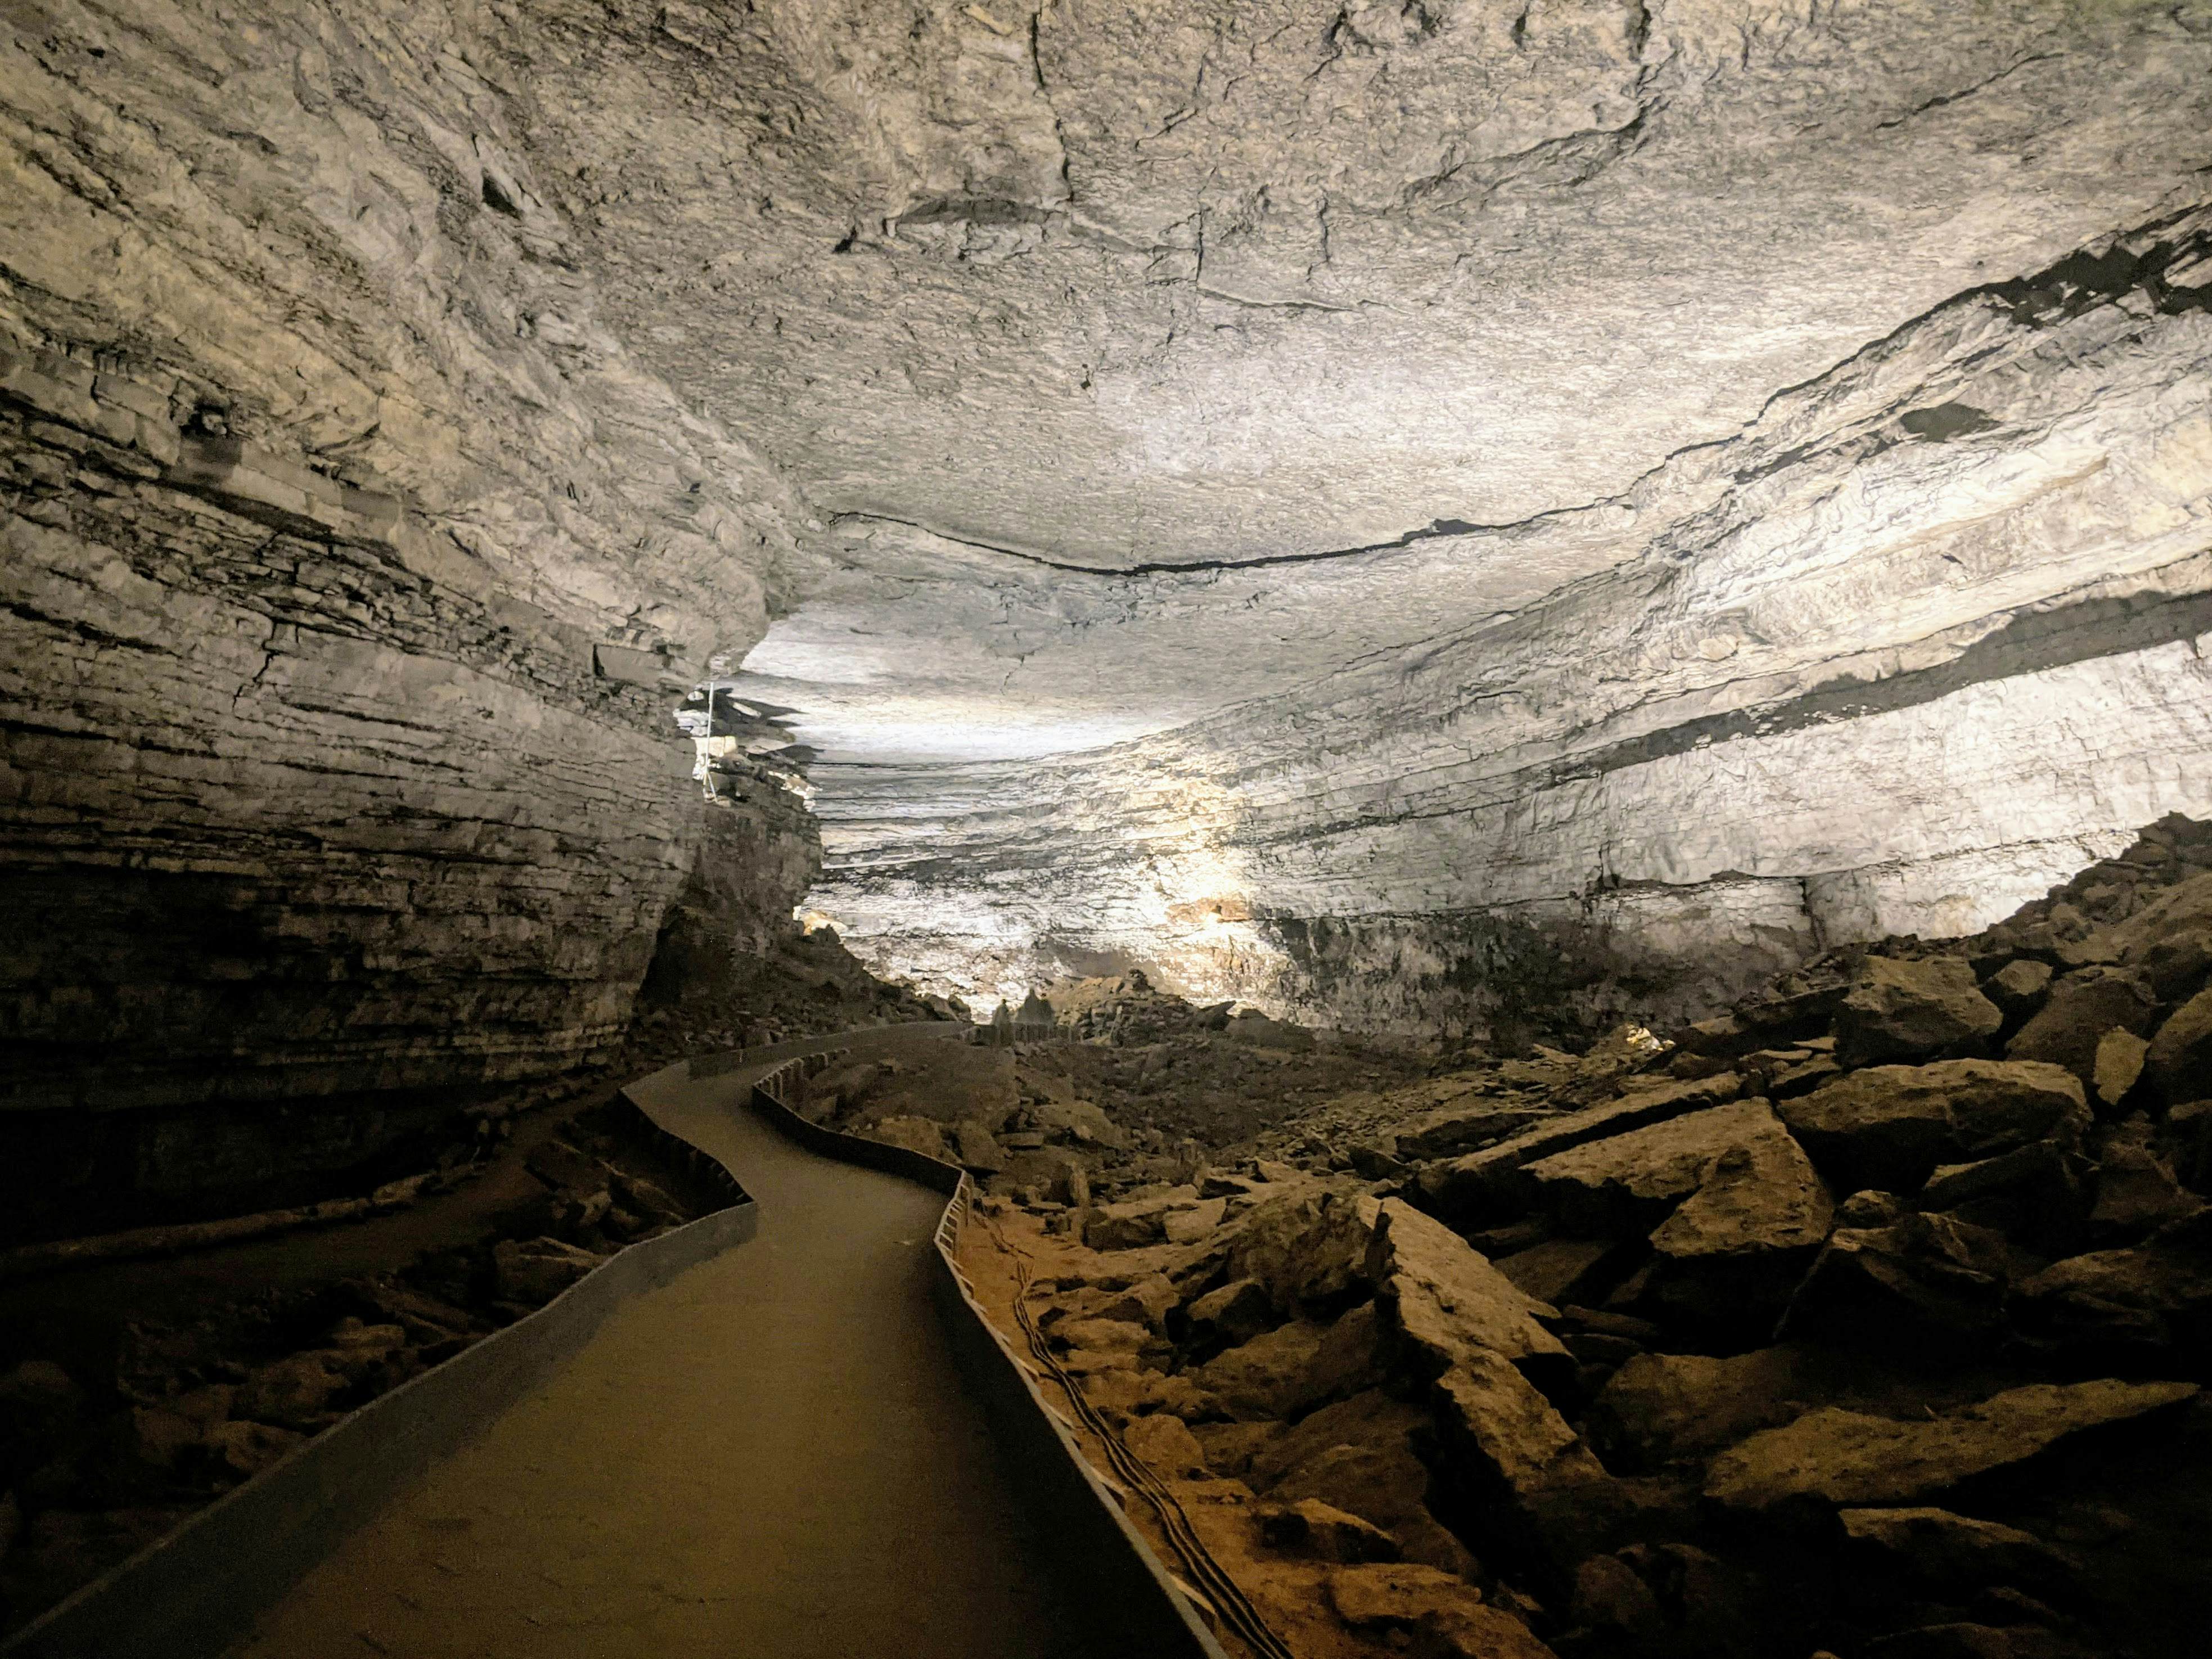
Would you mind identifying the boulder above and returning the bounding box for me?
[1494,1238,1616,1308]
[1522,1101,1793,1236]
[2103,869,2212,997]
[1246,1389,1481,1576]
[1326,1563,1558,1658]
[1120,1412,1209,1478]
[990,1146,1090,1205]
[1256,1496,1400,1563]
[867,1115,952,1162]
[2004,967,2159,1084]
[1983,958,2053,1014]
[492,1236,607,1304]
[2147,988,2212,1105]
[1396,1104,1556,1162]
[1419,1074,1745,1224]
[205,1419,304,1479]
[950,1119,1007,1173]
[1195,1318,1357,1419]
[1222,1187,1380,1309]
[1917,1142,2088,1248]
[1033,1099,1132,1151]
[1184,1277,1277,1346]
[1648,1121,1832,1267]
[1835,957,2003,1066]
[1782,1212,2030,1347]
[1837,1505,2079,1590]
[1364,1200,1574,1399]
[1587,1349,1808,1471]
[1779,1061,2089,1194]
[2087,1137,2204,1242]
[1569,1553,1666,1639]
[1430,1351,1609,1513]
[2092,1030,2151,1110]
[1862,1621,2098,1659]
[1082,1187,1203,1250]
[233,1352,354,1431]
[2013,1207,2212,1361]
[1043,1271,1178,1335]
[1704,1378,2199,1517]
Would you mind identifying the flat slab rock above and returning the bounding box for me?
[1778,1060,2088,1195]
[1363,1198,1573,1394]
[1704,1378,2199,1514]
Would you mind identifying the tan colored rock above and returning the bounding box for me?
[1649,1126,1833,1260]
[1364,1199,1574,1397]
[1984,958,2053,1012]
[1195,1319,1342,1419]
[2093,1029,2152,1108]
[1588,1349,1808,1470]
[1494,1238,1614,1307]
[1222,1187,1380,1309]
[2105,870,2212,997]
[1256,1496,1400,1563]
[1705,1379,2199,1514]
[492,1236,607,1305]
[1431,1351,1607,1509]
[1327,1562,1558,1658]
[1184,1277,1274,1345]
[1838,1506,2079,1588]
[1420,1075,1745,1223]
[2147,988,2212,1104]
[2005,966,2159,1083]
[1120,1412,1209,1478]
[1779,1061,2089,1194]
[1835,956,2003,1066]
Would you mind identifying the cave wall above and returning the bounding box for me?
[814,211,2212,1035]
[0,1,820,1225]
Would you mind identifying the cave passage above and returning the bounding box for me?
[229,1030,1107,1659]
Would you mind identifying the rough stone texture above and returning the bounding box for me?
[1,2,821,1209]
[1704,1379,2200,1516]
[1834,957,2003,1067]
[1521,1099,1796,1236]
[1779,1061,2090,1195]
[1363,1198,1574,1396]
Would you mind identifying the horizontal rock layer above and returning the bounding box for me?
[813,205,2212,1030]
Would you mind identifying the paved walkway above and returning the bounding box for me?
[231,1029,1112,1659]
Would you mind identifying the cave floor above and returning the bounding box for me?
[227,1034,1110,1659]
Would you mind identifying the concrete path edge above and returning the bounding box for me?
[729,1056,1232,1659]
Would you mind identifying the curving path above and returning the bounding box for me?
[228,1026,1119,1659]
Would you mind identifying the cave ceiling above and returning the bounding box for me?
[496,0,2212,764]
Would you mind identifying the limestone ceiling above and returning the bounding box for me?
[492,0,2212,762]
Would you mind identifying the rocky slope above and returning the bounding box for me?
[920,818,2212,1658]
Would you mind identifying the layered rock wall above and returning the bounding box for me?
[0,1,818,1224]
[816,213,2212,1035]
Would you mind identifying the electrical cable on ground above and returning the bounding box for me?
[976,1211,1296,1659]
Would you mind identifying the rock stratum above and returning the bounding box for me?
[7,4,2212,1194]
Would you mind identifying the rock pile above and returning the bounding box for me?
[973,817,2212,1659]
[0,1099,719,1633]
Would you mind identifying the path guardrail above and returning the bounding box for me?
[1,1106,761,1659]
[732,1058,1229,1659]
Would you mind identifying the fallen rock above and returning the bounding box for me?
[1184,1277,1277,1346]
[2004,966,2160,1085]
[1917,1142,2088,1249]
[1835,956,2003,1067]
[1704,1378,2199,1517]
[233,1352,355,1431]
[1256,1496,1400,1562]
[1838,1505,2079,1590]
[1646,1125,1834,1326]
[1364,1200,1575,1399]
[1779,1061,2089,1194]
[1587,1349,1807,1471]
[1431,1350,1609,1513]
[1396,1103,1556,1161]
[1522,1101,1794,1236]
[2103,869,2212,997]
[1494,1238,1616,1308]
[491,1236,607,1305]
[1861,1620,2098,1659]
[1082,1187,1202,1250]
[204,1419,305,1480]
[1195,1318,1341,1419]
[1326,1563,1558,1658]
[1222,1187,1378,1309]
[2092,1030,2151,1110]
[1033,1099,1132,1151]
[1984,958,2054,1014]
[1569,1552,1666,1639]
[950,1119,1007,1172]
[2087,1135,2204,1242]
[2147,988,2212,1105]
[1246,1390,1483,1578]
[2013,1207,2212,1360]
[1120,1412,1209,1478]
[866,1115,953,1162]
[1782,1212,2030,1346]
[1419,1074,1745,1224]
